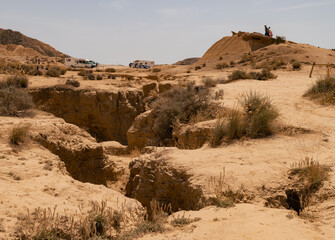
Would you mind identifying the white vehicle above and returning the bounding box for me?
[64,58,96,68]
[129,60,155,69]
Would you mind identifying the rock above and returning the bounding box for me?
[159,82,174,93]
[127,110,160,149]
[101,141,128,155]
[172,120,216,149]
[142,82,157,98]
[29,119,118,185]
[125,154,206,212]
[29,87,145,144]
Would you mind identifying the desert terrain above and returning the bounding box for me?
[0,29,335,239]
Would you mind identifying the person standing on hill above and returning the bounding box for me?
[268,27,273,38]
[264,25,269,36]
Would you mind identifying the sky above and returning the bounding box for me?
[1,0,335,65]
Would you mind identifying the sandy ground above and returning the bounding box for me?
[1,63,335,239]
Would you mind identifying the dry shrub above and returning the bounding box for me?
[241,91,278,138]
[228,69,276,82]
[0,75,29,89]
[292,61,301,70]
[210,91,278,146]
[275,36,286,44]
[0,87,34,116]
[209,170,248,208]
[290,157,329,192]
[151,82,214,142]
[10,123,30,145]
[105,68,116,72]
[304,76,335,104]
[170,212,200,227]
[152,68,161,73]
[96,74,103,80]
[65,79,80,87]
[194,66,201,70]
[216,62,229,69]
[16,200,146,240]
[202,77,218,88]
[46,67,66,77]
[227,70,249,81]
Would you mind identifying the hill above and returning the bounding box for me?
[197,31,335,68]
[0,28,67,58]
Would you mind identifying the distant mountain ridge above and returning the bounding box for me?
[0,28,67,57]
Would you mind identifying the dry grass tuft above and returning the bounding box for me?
[0,87,34,116]
[170,212,200,227]
[304,76,335,104]
[9,123,30,145]
[210,91,278,146]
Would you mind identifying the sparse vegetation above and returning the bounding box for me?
[211,91,278,146]
[292,61,301,70]
[0,75,29,89]
[152,82,218,143]
[46,66,66,77]
[16,200,168,240]
[289,157,330,213]
[227,69,276,82]
[194,66,201,70]
[202,77,218,88]
[170,213,200,227]
[216,62,229,69]
[275,36,286,44]
[152,68,161,73]
[0,87,34,116]
[96,74,103,80]
[66,79,80,87]
[304,76,335,104]
[105,68,116,72]
[10,123,30,145]
[241,91,278,138]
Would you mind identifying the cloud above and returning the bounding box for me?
[271,1,335,11]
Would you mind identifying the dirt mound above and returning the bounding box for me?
[0,28,67,57]
[197,31,335,68]
[174,57,200,65]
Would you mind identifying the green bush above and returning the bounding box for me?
[0,87,34,116]
[0,75,29,89]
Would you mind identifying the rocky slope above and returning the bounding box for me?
[0,28,67,57]
[30,86,146,144]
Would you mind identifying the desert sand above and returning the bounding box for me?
[0,30,335,239]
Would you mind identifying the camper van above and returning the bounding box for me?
[64,58,97,68]
[129,60,155,69]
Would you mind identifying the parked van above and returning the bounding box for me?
[64,58,96,68]
[129,60,155,69]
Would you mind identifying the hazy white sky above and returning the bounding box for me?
[1,0,334,65]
